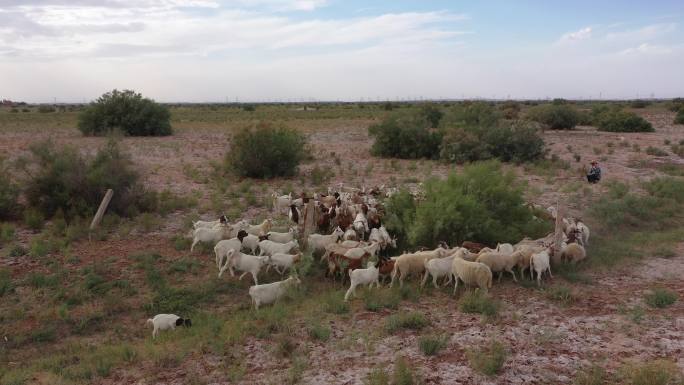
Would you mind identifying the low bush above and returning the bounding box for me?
[368,116,442,159]
[0,269,14,296]
[37,105,56,113]
[385,161,550,248]
[466,339,508,376]
[307,322,331,342]
[226,123,306,178]
[675,109,684,124]
[420,103,444,127]
[595,109,654,132]
[0,158,20,220]
[527,104,580,130]
[78,89,172,136]
[392,357,420,385]
[573,364,607,385]
[644,288,678,308]
[21,139,155,220]
[630,99,650,108]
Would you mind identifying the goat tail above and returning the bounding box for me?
[146,318,154,327]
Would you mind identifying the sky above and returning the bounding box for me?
[1,0,683,102]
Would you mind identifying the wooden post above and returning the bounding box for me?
[89,189,113,239]
[552,199,563,265]
[302,199,316,249]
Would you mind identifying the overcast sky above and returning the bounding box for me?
[1,0,683,102]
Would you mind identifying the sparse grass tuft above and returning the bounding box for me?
[459,291,499,318]
[466,339,508,376]
[618,359,684,385]
[392,357,420,385]
[546,285,575,305]
[418,334,448,356]
[365,366,390,385]
[307,322,331,342]
[573,364,607,385]
[646,146,668,157]
[385,311,428,333]
[644,288,678,309]
[323,292,350,314]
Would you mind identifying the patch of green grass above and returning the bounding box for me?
[0,268,15,296]
[653,246,677,259]
[274,335,298,358]
[286,356,308,385]
[307,322,331,342]
[23,208,44,231]
[26,272,61,288]
[573,364,607,385]
[365,366,390,385]
[618,359,684,385]
[363,289,400,311]
[8,244,27,258]
[459,291,499,318]
[385,311,428,333]
[418,334,447,356]
[30,326,57,343]
[0,222,15,245]
[546,285,575,306]
[172,235,192,251]
[466,339,508,377]
[29,238,49,258]
[323,292,350,314]
[392,357,420,385]
[644,288,678,309]
[168,258,201,274]
[554,263,593,284]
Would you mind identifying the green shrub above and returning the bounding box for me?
[466,340,507,376]
[644,177,684,204]
[226,123,306,178]
[630,100,650,108]
[22,139,155,220]
[37,105,56,113]
[418,334,447,356]
[595,109,653,132]
[459,291,500,317]
[675,109,684,124]
[0,158,20,220]
[644,288,678,308]
[386,161,550,248]
[365,367,390,385]
[527,104,580,130]
[323,292,350,314]
[385,311,428,333]
[420,103,444,127]
[440,121,544,164]
[368,116,442,159]
[78,89,172,136]
[546,285,575,305]
[439,102,544,164]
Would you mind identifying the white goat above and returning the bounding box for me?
[258,239,299,257]
[213,230,248,270]
[246,219,273,236]
[146,314,192,339]
[308,227,344,257]
[495,243,515,255]
[272,192,293,214]
[267,228,297,244]
[530,249,553,286]
[353,212,369,240]
[344,242,380,260]
[344,227,359,241]
[266,252,302,276]
[249,275,301,310]
[191,224,231,253]
[218,250,267,283]
[344,260,380,301]
[422,254,457,288]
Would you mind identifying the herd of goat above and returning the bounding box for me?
[185,186,591,312]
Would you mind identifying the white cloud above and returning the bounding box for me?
[605,22,677,42]
[557,27,592,44]
[620,43,673,55]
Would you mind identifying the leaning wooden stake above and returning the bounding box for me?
[552,199,564,265]
[302,199,316,249]
[89,189,113,241]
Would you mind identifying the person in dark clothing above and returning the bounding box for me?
[587,160,601,183]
